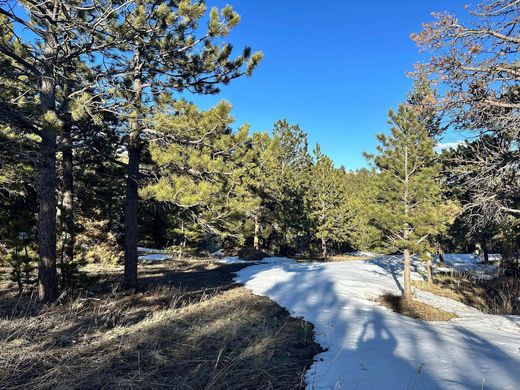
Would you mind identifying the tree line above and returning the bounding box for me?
[1,0,518,303]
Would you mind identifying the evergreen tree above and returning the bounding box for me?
[141,100,259,247]
[406,75,443,137]
[0,2,115,301]
[266,120,311,254]
[247,132,275,250]
[104,1,262,289]
[412,0,520,263]
[367,105,457,299]
[343,169,382,251]
[306,145,349,259]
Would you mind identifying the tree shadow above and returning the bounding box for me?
[236,259,520,389]
[0,261,321,389]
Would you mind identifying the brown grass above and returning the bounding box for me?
[412,275,520,315]
[236,247,269,261]
[291,254,372,263]
[327,255,373,262]
[0,261,321,389]
[378,293,458,322]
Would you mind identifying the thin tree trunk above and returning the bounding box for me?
[402,143,412,301]
[482,237,490,263]
[123,49,143,290]
[14,244,23,294]
[321,237,328,260]
[38,32,59,303]
[403,248,412,301]
[438,246,445,264]
[124,142,140,290]
[253,215,260,250]
[61,119,74,265]
[426,255,433,285]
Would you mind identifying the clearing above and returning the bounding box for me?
[0,261,320,389]
[235,256,520,389]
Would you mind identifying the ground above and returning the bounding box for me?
[0,260,320,390]
[235,256,520,389]
[2,255,519,389]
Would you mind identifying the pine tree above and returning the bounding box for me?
[266,120,311,254]
[343,169,382,251]
[406,75,443,137]
[412,0,520,263]
[0,1,116,301]
[306,145,349,259]
[141,100,259,247]
[104,1,262,289]
[247,132,274,250]
[367,105,457,299]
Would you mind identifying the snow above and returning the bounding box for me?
[215,256,288,265]
[138,253,171,261]
[215,256,248,264]
[235,255,520,390]
[435,254,500,280]
[137,247,174,261]
[345,251,379,258]
[137,247,159,253]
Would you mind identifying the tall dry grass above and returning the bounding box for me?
[0,261,321,390]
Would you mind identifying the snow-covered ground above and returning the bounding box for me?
[434,254,500,280]
[234,256,520,390]
[139,253,172,261]
[344,251,379,258]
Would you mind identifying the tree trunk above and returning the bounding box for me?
[61,119,74,266]
[403,248,412,301]
[426,255,433,285]
[123,49,143,290]
[124,141,140,290]
[253,215,260,250]
[438,246,445,264]
[14,244,23,294]
[482,237,490,263]
[321,237,328,260]
[38,32,59,303]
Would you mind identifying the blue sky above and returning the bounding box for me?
[188,0,470,169]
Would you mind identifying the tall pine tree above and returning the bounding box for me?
[306,145,350,259]
[104,1,262,289]
[367,105,456,298]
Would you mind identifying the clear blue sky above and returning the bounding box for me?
[188,0,470,169]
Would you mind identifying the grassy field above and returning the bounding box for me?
[0,261,321,390]
[413,274,520,315]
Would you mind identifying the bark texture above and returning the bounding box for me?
[253,215,260,250]
[38,32,59,302]
[61,118,74,266]
[403,248,412,301]
[123,49,143,290]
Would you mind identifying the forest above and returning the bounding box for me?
[0,0,519,389]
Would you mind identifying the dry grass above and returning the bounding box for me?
[291,254,372,263]
[378,293,458,322]
[412,275,520,315]
[236,247,269,261]
[327,255,373,262]
[0,261,321,390]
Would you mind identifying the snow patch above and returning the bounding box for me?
[345,251,379,258]
[138,253,171,262]
[235,255,520,389]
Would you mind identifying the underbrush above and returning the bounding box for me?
[236,247,269,261]
[413,274,520,315]
[0,261,321,389]
[378,293,458,322]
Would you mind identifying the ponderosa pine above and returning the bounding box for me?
[367,105,457,299]
[104,1,262,289]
